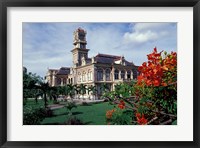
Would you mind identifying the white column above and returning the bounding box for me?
[125,71,127,79]
[119,70,121,80]
[52,75,55,86]
[103,69,106,81]
[61,78,63,86]
[131,72,133,79]
[112,68,115,81]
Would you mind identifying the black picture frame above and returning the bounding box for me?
[0,0,199,148]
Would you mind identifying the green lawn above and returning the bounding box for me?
[24,100,116,125]
[24,99,54,111]
[41,102,115,125]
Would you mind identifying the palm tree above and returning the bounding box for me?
[23,71,42,103]
[66,84,76,99]
[74,85,81,99]
[87,85,97,100]
[48,86,59,102]
[101,83,110,95]
[35,81,53,108]
[79,84,87,99]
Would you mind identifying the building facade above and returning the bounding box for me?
[46,28,138,98]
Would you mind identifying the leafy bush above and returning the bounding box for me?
[104,48,177,125]
[23,107,53,125]
[65,117,84,125]
[106,108,134,125]
[82,102,91,106]
[65,101,77,111]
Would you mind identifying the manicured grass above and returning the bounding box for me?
[24,99,54,111]
[41,102,116,125]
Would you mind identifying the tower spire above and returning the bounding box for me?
[73,27,87,49]
[71,28,89,67]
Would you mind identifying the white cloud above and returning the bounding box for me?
[123,23,175,44]
[124,30,158,43]
[133,23,171,31]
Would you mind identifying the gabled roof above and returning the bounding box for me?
[56,67,70,75]
[94,53,135,66]
[95,53,121,64]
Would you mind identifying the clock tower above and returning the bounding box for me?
[71,27,89,67]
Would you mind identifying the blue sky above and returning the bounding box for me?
[23,22,177,77]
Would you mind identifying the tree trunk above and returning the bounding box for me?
[44,93,47,108]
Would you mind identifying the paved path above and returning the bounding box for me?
[47,104,65,110]
[47,99,105,110]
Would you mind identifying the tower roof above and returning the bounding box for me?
[94,53,135,66]
[56,67,70,75]
[75,27,87,34]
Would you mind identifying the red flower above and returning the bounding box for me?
[153,80,160,86]
[137,48,177,87]
[106,109,115,119]
[146,80,152,86]
[137,116,148,125]
[154,47,157,52]
[136,113,148,125]
[118,100,125,109]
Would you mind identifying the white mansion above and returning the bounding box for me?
[45,28,138,97]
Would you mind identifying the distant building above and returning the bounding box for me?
[46,28,138,98]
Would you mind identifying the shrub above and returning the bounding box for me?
[65,101,77,111]
[65,117,84,125]
[23,107,53,125]
[106,108,134,125]
[82,102,92,106]
[104,48,177,125]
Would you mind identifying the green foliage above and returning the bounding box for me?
[65,116,84,125]
[23,71,42,100]
[172,120,177,125]
[103,77,177,125]
[87,85,97,95]
[23,107,52,125]
[107,108,134,125]
[103,81,136,101]
[65,101,77,112]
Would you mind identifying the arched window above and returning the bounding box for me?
[114,69,119,80]
[57,78,61,85]
[78,72,81,82]
[63,78,66,85]
[127,70,131,79]
[68,79,70,84]
[97,68,103,81]
[121,70,125,79]
[90,71,92,81]
[132,69,137,79]
[82,71,86,82]
[71,78,73,84]
[88,70,93,81]
[105,69,111,81]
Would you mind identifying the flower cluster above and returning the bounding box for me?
[104,48,177,125]
[136,113,148,125]
[106,109,115,119]
[118,100,125,109]
[137,47,177,87]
